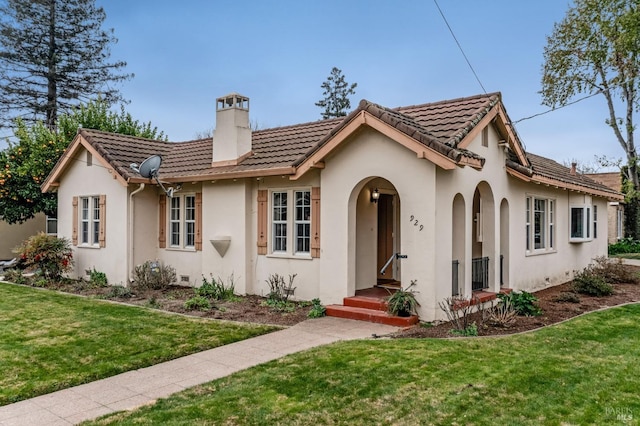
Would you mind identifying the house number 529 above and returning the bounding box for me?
[409,215,424,231]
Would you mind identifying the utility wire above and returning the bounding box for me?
[433,0,487,94]
[512,91,602,124]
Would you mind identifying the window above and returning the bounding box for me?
[481,127,489,147]
[617,208,624,239]
[46,215,57,235]
[570,205,593,242]
[526,195,555,253]
[271,189,311,255]
[593,205,598,239]
[80,196,100,245]
[169,194,196,249]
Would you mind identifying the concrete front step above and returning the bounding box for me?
[325,305,419,327]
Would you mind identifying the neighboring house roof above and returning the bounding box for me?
[41,92,623,201]
[585,172,623,193]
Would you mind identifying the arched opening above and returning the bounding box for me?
[452,193,465,296]
[353,177,401,291]
[471,182,495,291]
[500,198,510,288]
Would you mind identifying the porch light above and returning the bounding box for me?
[371,188,380,203]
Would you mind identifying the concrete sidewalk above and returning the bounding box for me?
[0,317,398,425]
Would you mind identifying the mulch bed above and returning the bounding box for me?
[44,281,312,327]
[392,278,640,339]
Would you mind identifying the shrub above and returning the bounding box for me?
[132,260,176,290]
[608,237,640,255]
[196,274,236,300]
[450,322,478,337]
[184,296,211,311]
[105,285,133,299]
[387,280,420,317]
[307,298,326,318]
[438,294,480,333]
[591,256,639,284]
[552,292,581,303]
[266,273,297,303]
[2,268,28,285]
[262,298,297,313]
[13,233,73,281]
[498,291,542,316]
[89,268,108,287]
[487,296,517,327]
[573,270,614,296]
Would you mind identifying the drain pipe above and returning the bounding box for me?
[128,183,145,284]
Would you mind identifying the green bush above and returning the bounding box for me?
[451,322,478,337]
[2,269,28,285]
[132,260,176,290]
[105,285,132,299]
[307,298,326,318]
[89,268,108,287]
[498,291,542,316]
[13,232,73,281]
[196,274,236,300]
[591,256,639,284]
[387,280,420,317]
[608,237,640,255]
[573,270,614,296]
[184,296,211,311]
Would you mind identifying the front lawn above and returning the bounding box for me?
[0,283,278,406]
[89,304,640,425]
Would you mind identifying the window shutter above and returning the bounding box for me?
[257,189,268,255]
[311,187,321,258]
[195,192,202,251]
[71,196,78,246]
[158,195,166,248]
[99,195,106,248]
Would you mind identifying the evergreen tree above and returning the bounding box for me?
[0,98,166,224]
[315,67,357,119]
[0,0,131,130]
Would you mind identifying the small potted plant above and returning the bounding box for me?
[387,280,420,317]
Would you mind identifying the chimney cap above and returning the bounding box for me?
[217,93,249,111]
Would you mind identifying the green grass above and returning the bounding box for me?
[0,283,278,405]
[88,304,640,425]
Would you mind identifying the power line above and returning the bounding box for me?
[433,0,487,94]
[512,91,602,124]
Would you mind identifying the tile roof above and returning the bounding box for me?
[506,153,621,198]
[54,92,620,200]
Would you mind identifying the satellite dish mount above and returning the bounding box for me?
[130,155,175,197]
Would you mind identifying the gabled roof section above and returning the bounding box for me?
[506,153,623,201]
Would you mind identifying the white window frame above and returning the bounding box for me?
[526,195,555,254]
[270,188,312,258]
[570,204,593,242]
[168,194,196,250]
[80,196,100,246]
[617,208,624,239]
[46,214,57,236]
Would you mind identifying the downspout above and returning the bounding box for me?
[128,184,145,284]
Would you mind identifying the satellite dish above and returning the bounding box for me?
[138,155,162,179]
[130,154,176,198]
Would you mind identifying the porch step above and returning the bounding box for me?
[325,305,419,327]
[343,295,387,311]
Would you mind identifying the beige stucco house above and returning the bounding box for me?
[42,92,622,322]
[586,172,625,244]
[0,213,49,260]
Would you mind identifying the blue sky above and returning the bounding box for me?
[7,0,628,168]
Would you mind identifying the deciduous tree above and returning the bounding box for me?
[0,98,166,224]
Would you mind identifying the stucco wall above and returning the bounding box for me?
[57,148,130,284]
[0,214,46,259]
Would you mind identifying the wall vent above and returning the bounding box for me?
[180,275,190,283]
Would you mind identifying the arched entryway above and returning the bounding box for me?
[471,182,495,291]
[352,177,401,291]
[500,198,510,288]
[452,193,465,296]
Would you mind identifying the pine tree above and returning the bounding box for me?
[315,67,357,119]
[0,0,131,130]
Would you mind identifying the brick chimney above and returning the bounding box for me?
[212,93,251,166]
[570,162,577,176]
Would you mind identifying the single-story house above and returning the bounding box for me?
[42,92,622,322]
[586,172,625,244]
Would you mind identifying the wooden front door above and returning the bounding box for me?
[377,194,395,280]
